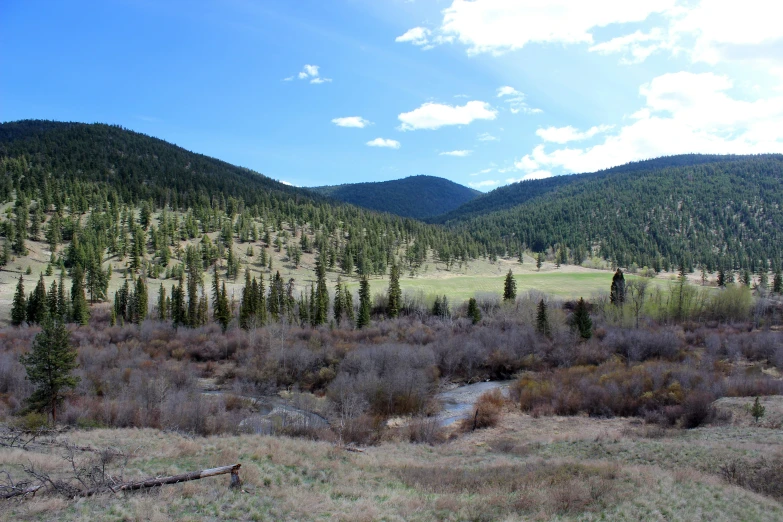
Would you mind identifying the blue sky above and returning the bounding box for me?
[2,1,783,191]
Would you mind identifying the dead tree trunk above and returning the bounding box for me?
[78,464,241,497]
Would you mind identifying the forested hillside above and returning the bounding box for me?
[0,120,484,285]
[309,175,480,220]
[441,155,783,272]
[430,154,758,224]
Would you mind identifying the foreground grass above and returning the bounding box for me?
[2,407,782,521]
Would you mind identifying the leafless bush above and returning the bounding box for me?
[720,455,783,500]
[460,389,504,431]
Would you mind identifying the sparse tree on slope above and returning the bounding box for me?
[19,318,79,425]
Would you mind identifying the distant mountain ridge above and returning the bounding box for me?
[428,154,760,224]
[434,154,783,271]
[309,175,481,220]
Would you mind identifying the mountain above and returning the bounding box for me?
[439,154,783,272]
[309,175,481,220]
[0,120,483,278]
[429,155,757,224]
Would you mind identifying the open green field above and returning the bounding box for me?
[347,270,674,303]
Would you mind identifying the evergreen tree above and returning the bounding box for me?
[536,299,550,337]
[387,264,401,319]
[503,269,516,302]
[610,269,626,306]
[27,274,49,324]
[717,268,726,287]
[751,397,766,424]
[217,282,230,331]
[570,297,592,340]
[333,277,344,326]
[19,318,79,424]
[357,276,371,329]
[536,252,543,271]
[158,283,167,320]
[11,274,27,326]
[314,260,329,326]
[467,297,481,325]
[773,269,783,294]
[57,270,67,320]
[70,265,90,325]
[135,276,148,322]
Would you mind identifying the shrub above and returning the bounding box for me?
[461,389,504,431]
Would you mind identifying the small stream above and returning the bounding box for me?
[436,380,513,427]
[203,379,512,433]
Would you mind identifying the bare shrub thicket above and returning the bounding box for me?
[1,297,781,437]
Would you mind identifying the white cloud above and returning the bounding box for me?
[535,124,613,144]
[515,71,783,175]
[439,150,472,157]
[496,86,541,114]
[505,171,553,183]
[497,86,521,97]
[280,180,294,186]
[332,116,372,128]
[470,168,494,176]
[398,100,497,131]
[588,1,783,67]
[395,27,431,46]
[289,64,332,84]
[366,138,401,149]
[398,0,676,55]
[478,132,498,141]
[469,179,499,188]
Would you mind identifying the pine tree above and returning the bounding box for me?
[536,253,543,271]
[773,269,783,294]
[217,282,230,331]
[135,276,148,322]
[27,274,49,324]
[387,264,401,319]
[70,265,90,325]
[467,297,481,325]
[314,260,329,326]
[158,283,168,320]
[751,397,766,424]
[11,274,27,326]
[333,277,344,326]
[357,276,371,329]
[610,269,626,306]
[536,299,550,337]
[717,268,726,287]
[570,297,592,340]
[19,318,79,425]
[503,269,516,302]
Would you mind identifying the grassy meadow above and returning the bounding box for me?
[2,397,782,521]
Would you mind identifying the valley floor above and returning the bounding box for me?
[2,397,782,521]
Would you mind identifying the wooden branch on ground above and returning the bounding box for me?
[78,464,241,497]
[1,484,43,499]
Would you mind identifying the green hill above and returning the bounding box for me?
[439,155,783,272]
[0,120,484,284]
[429,154,758,224]
[309,175,480,220]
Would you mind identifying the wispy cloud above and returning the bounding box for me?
[286,64,332,84]
[497,86,541,114]
[439,149,472,157]
[468,179,499,189]
[332,116,372,128]
[398,101,497,131]
[366,138,401,149]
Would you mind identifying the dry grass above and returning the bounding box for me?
[2,406,783,521]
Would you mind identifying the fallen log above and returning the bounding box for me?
[1,484,43,499]
[78,464,241,497]
[120,464,242,492]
